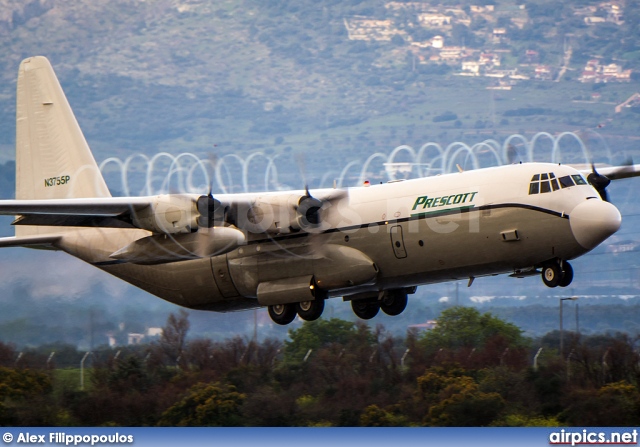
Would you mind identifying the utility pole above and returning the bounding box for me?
[560,296,578,357]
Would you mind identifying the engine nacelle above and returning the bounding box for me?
[241,194,324,234]
[132,194,198,234]
[110,226,246,264]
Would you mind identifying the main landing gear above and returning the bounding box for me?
[541,259,573,288]
[267,288,412,325]
[268,291,328,326]
[268,300,326,325]
[350,288,409,320]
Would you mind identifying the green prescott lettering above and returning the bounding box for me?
[44,175,71,187]
[412,191,478,211]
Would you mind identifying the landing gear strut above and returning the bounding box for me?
[542,260,573,288]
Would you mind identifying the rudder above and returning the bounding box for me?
[15,56,111,201]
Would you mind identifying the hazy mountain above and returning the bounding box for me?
[1,0,639,160]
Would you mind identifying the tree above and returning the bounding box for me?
[283,318,367,363]
[561,381,640,426]
[419,307,529,368]
[413,365,505,426]
[157,382,245,426]
[157,310,190,368]
[106,355,153,393]
[0,367,54,425]
[421,307,526,351]
[360,404,408,426]
[425,377,504,426]
[0,342,15,367]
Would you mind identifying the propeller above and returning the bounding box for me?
[587,164,611,202]
[192,162,236,257]
[195,164,228,228]
[196,190,226,228]
[297,186,324,227]
[296,151,348,231]
[506,143,518,164]
[586,159,634,202]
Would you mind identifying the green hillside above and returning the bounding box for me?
[1,0,639,165]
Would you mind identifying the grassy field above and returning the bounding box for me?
[51,368,93,398]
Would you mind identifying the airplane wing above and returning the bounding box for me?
[575,163,640,181]
[591,164,640,181]
[0,188,346,234]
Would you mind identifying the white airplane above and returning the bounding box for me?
[0,56,638,325]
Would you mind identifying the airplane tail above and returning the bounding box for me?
[15,56,111,235]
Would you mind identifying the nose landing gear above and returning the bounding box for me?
[541,260,573,288]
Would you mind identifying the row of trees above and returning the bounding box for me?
[1,307,639,426]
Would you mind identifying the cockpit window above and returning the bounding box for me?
[529,172,554,194]
[530,172,584,195]
[540,180,551,193]
[571,174,587,185]
[530,172,589,195]
[559,175,574,188]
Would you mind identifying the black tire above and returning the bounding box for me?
[351,300,380,320]
[268,303,297,325]
[542,262,561,288]
[296,299,325,321]
[558,261,574,288]
[380,290,408,316]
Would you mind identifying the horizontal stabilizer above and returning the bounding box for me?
[0,197,153,216]
[12,214,136,228]
[0,235,60,248]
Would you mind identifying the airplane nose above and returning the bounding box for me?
[569,199,621,250]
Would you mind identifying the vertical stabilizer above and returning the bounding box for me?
[16,56,110,201]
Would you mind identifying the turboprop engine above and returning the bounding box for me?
[116,193,246,264]
[131,194,198,234]
[241,192,329,234]
[110,226,246,264]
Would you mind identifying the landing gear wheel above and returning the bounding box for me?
[380,290,408,316]
[542,263,561,288]
[558,261,573,288]
[296,299,325,321]
[542,262,562,288]
[268,303,297,325]
[351,300,380,320]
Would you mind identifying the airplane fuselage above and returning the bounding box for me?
[51,162,620,313]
